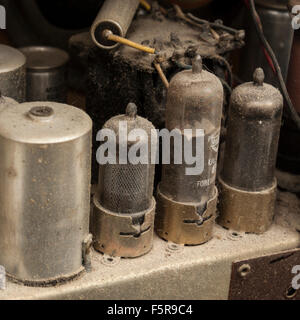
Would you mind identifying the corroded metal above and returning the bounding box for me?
[93,197,156,258]
[156,186,218,245]
[229,248,300,300]
[217,177,277,234]
[1,203,299,299]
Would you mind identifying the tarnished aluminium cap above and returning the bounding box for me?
[0,44,26,74]
[19,46,69,71]
[0,101,92,144]
[231,68,283,120]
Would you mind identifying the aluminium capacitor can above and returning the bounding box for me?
[19,46,69,103]
[93,103,157,258]
[218,68,283,234]
[156,55,223,245]
[0,44,26,102]
[0,101,93,286]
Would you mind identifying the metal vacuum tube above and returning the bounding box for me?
[93,103,156,258]
[0,102,92,286]
[90,0,140,50]
[0,44,26,102]
[156,55,223,245]
[218,68,283,234]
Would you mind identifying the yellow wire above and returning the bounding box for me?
[106,33,156,54]
[153,62,169,89]
[140,0,151,11]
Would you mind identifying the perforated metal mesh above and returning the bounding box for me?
[98,163,155,214]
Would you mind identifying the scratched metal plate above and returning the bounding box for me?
[229,248,300,300]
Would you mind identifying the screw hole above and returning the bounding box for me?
[227,230,243,241]
[286,287,298,299]
[238,264,251,277]
[101,254,120,266]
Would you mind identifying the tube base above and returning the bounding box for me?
[155,185,218,245]
[217,177,277,234]
[93,196,156,258]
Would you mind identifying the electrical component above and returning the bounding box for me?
[20,46,69,103]
[93,103,156,258]
[0,44,26,102]
[218,68,283,234]
[156,55,223,245]
[0,102,92,286]
[91,0,140,50]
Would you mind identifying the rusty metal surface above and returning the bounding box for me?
[0,220,299,300]
[93,197,156,258]
[229,248,300,300]
[156,186,218,245]
[217,177,277,234]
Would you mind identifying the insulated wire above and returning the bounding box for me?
[248,0,300,129]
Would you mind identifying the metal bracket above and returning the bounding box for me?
[229,248,300,300]
[82,234,93,273]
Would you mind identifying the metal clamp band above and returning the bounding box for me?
[155,185,218,245]
[93,196,156,258]
[217,177,277,234]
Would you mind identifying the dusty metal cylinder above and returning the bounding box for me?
[156,55,223,245]
[0,102,92,286]
[19,46,69,103]
[90,0,140,50]
[239,0,293,86]
[0,44,26,102]
[93,103,156,258]
[218,68,283,234]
